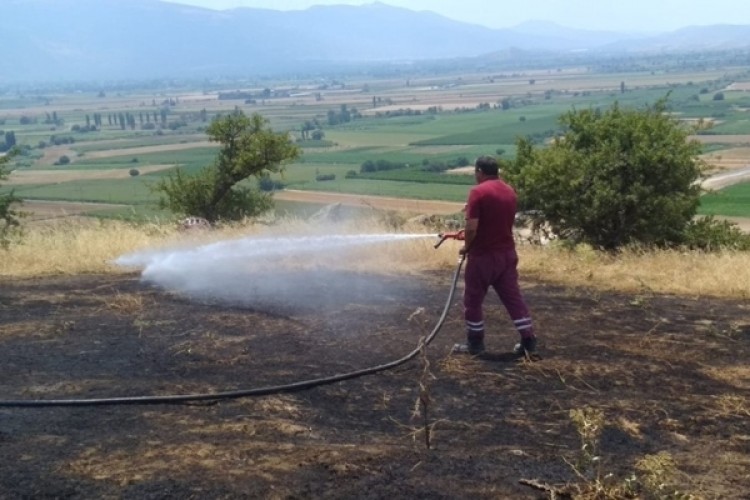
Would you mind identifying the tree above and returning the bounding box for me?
[505,99,705,250]
[153,111,299,222]
[2,131,16,152]
[0,150,23,249]
[300,120,315,140]
[327,110,338,126]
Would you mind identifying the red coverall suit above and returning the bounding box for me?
[463,177,535,349]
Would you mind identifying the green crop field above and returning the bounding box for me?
[69,147,219,172]
[7,178,156,205]
[699,182,750,217]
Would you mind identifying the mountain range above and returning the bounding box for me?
[2,0,750,82]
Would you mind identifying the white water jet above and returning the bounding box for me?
[115,233,432,310]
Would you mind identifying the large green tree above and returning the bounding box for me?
[0,150,23,249]
[154,111,299,222]
[505,99,705,250]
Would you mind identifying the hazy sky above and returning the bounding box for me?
[164,0,750,32]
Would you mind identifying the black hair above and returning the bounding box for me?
[474,156,499,176]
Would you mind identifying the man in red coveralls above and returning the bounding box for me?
[454,156,537,357]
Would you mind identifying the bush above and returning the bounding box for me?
[56,155,71,165]
[129,169,140,177]
[315,173,336,181]
[345,170,358,179]
[258,176,285,192]
[681,216,750,251]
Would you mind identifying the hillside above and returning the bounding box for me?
[2,0,750,82]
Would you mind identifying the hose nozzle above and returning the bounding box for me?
[434,230,465,249]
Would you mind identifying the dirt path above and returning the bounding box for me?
[702,166,750,190]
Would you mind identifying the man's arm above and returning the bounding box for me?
[460,218,478,255]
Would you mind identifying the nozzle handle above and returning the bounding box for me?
[434,234,449,249]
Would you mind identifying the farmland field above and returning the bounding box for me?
[700,182,750,217]
[2,62,750,224]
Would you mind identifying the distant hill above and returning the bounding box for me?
[605,24,750,52]
[2,0,749,82]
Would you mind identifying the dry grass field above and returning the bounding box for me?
[700,145,750,175]
[6,165,175,185]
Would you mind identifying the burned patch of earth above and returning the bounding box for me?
[0,272,748,498]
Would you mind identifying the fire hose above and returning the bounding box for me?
[0,234,466,408]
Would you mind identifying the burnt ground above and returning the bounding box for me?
[0,270,749,499]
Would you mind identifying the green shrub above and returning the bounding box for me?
[258,176,284,192]
[682,216,750,251]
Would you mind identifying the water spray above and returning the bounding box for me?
[116,232,435,271]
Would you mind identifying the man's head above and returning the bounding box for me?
[474,156,499,181]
